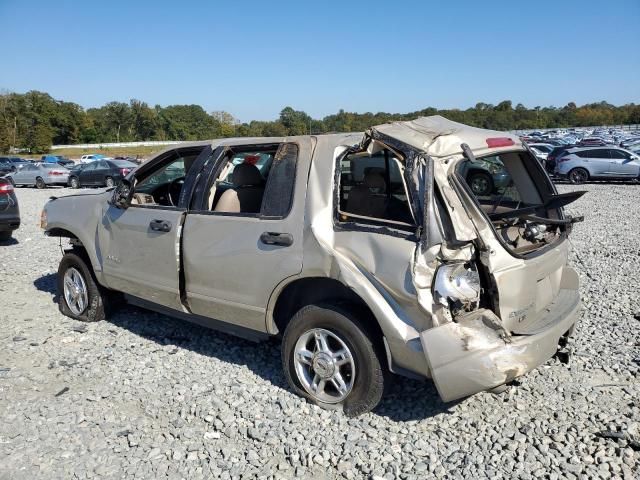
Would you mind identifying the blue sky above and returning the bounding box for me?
[1,0,638,121]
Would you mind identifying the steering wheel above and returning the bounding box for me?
[167,177,185,206]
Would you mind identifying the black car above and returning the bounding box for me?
[68,159,137,188]
[0,177,20,241]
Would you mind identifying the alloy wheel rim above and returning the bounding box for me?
[63,267,88,315]
[106,178,114,187]
[293,328,355,404]
[571,170,587,183]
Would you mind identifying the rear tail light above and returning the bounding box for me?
[0,183,14,194]
[557,156,570,163]
[486,137,515,148]
[120,168,131,176]
[49,170,66,175]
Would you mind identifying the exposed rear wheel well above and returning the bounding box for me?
[272,277,385,349]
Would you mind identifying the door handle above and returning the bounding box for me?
[260,232,293,247]
[149,219,172,232]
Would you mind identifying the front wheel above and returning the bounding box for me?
[568,168,589,184]
[35,177,46,189]
[57,251,110,322]
[70,176,80,189]
[282,304,386,417]
[105,176,114,188]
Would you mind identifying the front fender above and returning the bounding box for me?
[43,191,111,281]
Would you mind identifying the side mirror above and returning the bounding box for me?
[110,178,133,209]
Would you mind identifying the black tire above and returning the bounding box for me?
[57,251,111,322]
[0,231,11,241]
[105,176,114,188]
[281,304,386,417]
[70,176,80,189]
[467,171,493,196]
[35,177,46,189]
[568,168,589,185]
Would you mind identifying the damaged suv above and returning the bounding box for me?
[41,116,583,416]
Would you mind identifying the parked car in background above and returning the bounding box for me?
[42,155,74,167]
[456,155,511,196]
[68,159,137,188]
[42,116,583,414]
[579,137,608,147]
[0,177,20,241]
[6,163,70,188]
[0,157,29,174]
[528,143,555,162]
[80,154,107,164]
[555,147,640,183]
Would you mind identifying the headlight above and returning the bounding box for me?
[433,262,481,313]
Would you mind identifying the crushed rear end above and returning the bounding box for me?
[368,116,584,401]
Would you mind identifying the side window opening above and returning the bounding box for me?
[131,148,203,207]
[337,148,415,228]
[207,143,298,217]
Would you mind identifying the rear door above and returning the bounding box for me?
[182,140,307,332]
[92,160,110,185]
[99,147,206,310]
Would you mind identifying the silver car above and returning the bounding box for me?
[7,162,70,188]
[41,116,583,415]
[555,146,640,184]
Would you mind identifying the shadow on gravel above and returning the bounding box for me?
[34,273,58,299]
[0,236,19,246]
[33,272,454,421]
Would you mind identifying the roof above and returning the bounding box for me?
[369,115,522,158]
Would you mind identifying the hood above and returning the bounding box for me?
[367,115,521,158]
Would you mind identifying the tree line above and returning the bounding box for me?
[1,90,639,153]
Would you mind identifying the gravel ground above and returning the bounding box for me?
[0,184,638,480]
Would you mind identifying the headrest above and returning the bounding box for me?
[232,162,262,187]
[364,171,386,190]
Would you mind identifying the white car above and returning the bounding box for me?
[80,154,111,164]
[528,143,555,161]
[555,147,640,184]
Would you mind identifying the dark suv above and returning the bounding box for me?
[0,178,20,241]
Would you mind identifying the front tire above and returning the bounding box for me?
[568,167,589,184]
[35,177,46,189]
[57,251,109,322]
[282,304,386,417]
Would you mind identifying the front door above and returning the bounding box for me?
[98,147,206,310]
[609,149,640,177]
[79,162,97,186]
[182,140,307,332]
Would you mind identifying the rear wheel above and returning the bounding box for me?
[282,304,386,417]
[105,176,114,188]
[70,176,80,189]
[568,168,589,184]
[35,177,46,189]
[467,171,493,196]
[57,251,113,322]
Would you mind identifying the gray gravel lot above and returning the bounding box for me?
[0,184,638,479]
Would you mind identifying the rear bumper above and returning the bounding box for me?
[421,288,580,402]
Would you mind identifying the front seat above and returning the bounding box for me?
[345,171,387,218]
[214,162,264,213]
